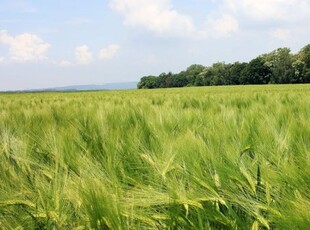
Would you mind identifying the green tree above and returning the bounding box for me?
[157,72,176,88]
[243,57,271,84]
[137,76,158,89]
[201,62,230,86]
[227,62,248,85]
[183,64,206,86]
[262,48,294,83]
[172,73,190,87]
[137,44,310,89]
[293,44,310,83]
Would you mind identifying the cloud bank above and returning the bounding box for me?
[109,0,194,37]
[98,44,120,60]
[75,45,93,65]
[109,0,310,39]
[59,44,121,67]
[0,30,50,62]
[222,0,310,21]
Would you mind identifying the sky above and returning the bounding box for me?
[0,0,310,91]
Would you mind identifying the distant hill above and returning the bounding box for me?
[45,81,138,91]
[3,82,138,92]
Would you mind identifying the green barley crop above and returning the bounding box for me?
[0,84,310,229]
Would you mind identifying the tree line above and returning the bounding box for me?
[138,44,310,89]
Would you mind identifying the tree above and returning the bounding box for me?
[293,44,310,83]
[298,44,310,68]
[262,48,294,83]
[183,64,206,86]
[137,76,158,89]
[243,57,271,84]
[172,73,190,87]
[157,72,175,88]
[137,44,310,89]
[201,62,230,86]
[227,62,248,85]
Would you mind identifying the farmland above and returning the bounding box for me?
[0,84,310,229]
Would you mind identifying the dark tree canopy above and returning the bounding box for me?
[137,44,310,89]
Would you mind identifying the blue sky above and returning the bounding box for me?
[0,0,309,90]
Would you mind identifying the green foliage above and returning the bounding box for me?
[227,62,248,85]
[243,57,271,84]
[137,44,309,89]
[0,85,310,229]
[293,44,310,83]
[137,76,158,89]
[262,48,294,83]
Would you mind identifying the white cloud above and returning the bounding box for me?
[0,57,5,63]
[109,0,194,36]
[75,45,93,65]
[207,14,239,37]
[108,0,243,39]
[222,0,310,21]
[0,30,50,62]
[98,44,120,60]
[59,60,73,67]
[211,0,310,40]
[59,44,120,66]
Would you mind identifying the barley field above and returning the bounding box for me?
[0,85,310,229]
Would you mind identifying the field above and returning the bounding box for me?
[0,85,310,229]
